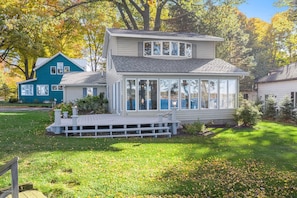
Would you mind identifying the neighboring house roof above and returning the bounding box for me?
[34,52,86,71]
[60,72,106,86]
[112,56,248,76]
[257,62,297,83]
[17,78,37,85]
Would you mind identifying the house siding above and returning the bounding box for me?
[195,41,215,59]
[125,109,235,124]
[258,80,297,105]
[18,53,84,103]
[63,86,106,103]
[106,59,123,113]
[114,37,216,59]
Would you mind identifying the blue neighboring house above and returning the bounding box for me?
[18,52,86,104]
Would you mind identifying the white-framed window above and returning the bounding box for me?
[21,84,33,96]
[51,85,63,91]
[160,79,179,110]
[126,79,136,111]
[138,79,158,111]
[143,41,192,58]
[291,92,297,108]
[181,79,199,109]
[57,62,63,75]
[83,87,97,97]
[50,66,56,75]
[36,85,49,96]
[219,79,237,109]
[124,78,238,111]
[64,66,70,73]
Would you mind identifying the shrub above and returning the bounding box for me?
[234,99,262,127]
[8,98,18,103]
[50,102,74,122]
[184,120,206,134]
[279,96,294,121]
[263,96,277,119]
[76,94,108,114]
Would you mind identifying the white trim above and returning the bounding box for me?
[106,28,224,42]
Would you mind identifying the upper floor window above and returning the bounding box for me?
[64,66,70,73]
[50,66,56,75]
[57,62,63,74]
[144,41,192,58]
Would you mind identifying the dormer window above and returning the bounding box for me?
[144,41,192,58]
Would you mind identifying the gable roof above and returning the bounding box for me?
[60,72,106,86]
[34,52,86,71]
[111,56,247,76]
[257,62,297,83]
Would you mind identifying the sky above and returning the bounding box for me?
[238,0,288,23]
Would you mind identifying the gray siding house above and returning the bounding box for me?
[257,62,297,107]
[60,72,106,103]
[102,28,247,123]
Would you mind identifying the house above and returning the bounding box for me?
[102,28,248,124]
[60,72,106,103]
[17,52,86,104]
[257,62,297,107]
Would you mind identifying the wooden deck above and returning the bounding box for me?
[6,190,47,198]
[47,113,179,138]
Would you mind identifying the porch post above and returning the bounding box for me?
[72,115,78,130]
[54,109,62,134]
[171,107,177,135]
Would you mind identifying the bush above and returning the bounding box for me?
[76,94,108,114]
[263,96,277,119]
[8,98,18,103]
[184,120,206,134]
[279,96,293,121]
[234,99,262,127]
[50,102,74,122]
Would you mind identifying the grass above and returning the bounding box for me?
[1,111,297,197]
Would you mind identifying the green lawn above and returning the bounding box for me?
[1,111,297,197]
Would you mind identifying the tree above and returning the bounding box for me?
[245,18,275,80]
[193,4,255,91]
[78,1,118,71]
[0,0,87,80]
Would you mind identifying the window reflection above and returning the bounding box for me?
[126,80,136,110]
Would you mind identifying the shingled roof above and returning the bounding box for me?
[257,62,297,83]
[111,56,247,76]
[60,72,106,86]
[107,28,224,42]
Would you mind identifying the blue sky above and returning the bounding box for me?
[238,0,288,23]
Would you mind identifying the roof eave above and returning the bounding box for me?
[117,72,248,76]
[106,28,224,42]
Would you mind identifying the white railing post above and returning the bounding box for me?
[54,109,61,134]
[72,115,78,130]
[72,106,78,116]
[171,107,177,135]
[63,111,68,119]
